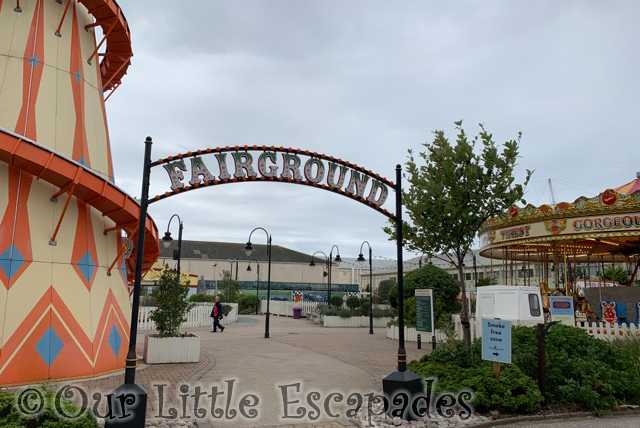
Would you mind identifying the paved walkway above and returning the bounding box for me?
[66,315,430,427]
[507,415,639,428]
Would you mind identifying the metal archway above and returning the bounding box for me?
[148,144,397,219]
[126,137,410,385]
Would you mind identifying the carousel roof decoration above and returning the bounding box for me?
[478,174,640,263]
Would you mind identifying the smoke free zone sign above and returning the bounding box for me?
[481,319,512,364]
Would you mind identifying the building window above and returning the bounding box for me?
[478,272,485,279]
[453,274,459,280]
[465,273,472,281]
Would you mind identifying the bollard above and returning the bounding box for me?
[417,334,421,349]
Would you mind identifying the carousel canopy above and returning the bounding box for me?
[614,172,640,195]
[479,174,640,263]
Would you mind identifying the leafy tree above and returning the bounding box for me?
[386,122,531,358]
[219,270,241,303]
[346,295,361,310]
[377,278,396,303]
[150,266,194,337]
[389,264,461,325]
[604,265,630,285]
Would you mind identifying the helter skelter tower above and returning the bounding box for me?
[0,0,158,385]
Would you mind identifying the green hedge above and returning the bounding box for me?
[408,325,640,414]
[0,391,98,427]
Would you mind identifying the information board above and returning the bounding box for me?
[549,296,575,326]
[415,289,434,335]
[481,318,512,364]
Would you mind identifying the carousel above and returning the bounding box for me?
[478,173,640,324]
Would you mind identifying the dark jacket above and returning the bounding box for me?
[210,301,224,319]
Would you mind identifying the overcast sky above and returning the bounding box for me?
[105,0,640,260]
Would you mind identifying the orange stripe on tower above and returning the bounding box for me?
[14,0,45,140]
[70,3,91,167]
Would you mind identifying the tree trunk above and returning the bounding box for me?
[458,263,473,359]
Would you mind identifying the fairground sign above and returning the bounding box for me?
[149,146,395,218]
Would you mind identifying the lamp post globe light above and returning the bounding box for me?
[162,214,183,283]
[357,241,373,334]
[245,228,272,338]
[246,259,260,314]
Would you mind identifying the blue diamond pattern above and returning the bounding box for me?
[28,55,40,67]
[0,246,25,280]
[35,327,64,367]
[73,71,82,83]
[78,251,96,284]
[108,324,122,356]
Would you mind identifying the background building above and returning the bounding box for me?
[158,240,358,299]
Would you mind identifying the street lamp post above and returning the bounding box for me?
[245,228,272,338]
[106,137,153,428]
[212,264,217,295]
[328,245,341,305]
[309,251,329,302]
[161,214,183,283]
[247,259,260,314]
[357,242,373,334]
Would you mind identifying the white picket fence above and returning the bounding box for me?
[138,303,238,331]
[386,325,449,343]
[259,300,391,318]
[449,315,640,342]
[576,321,640,341]
[260,301,319,317]
[323,316,392,328]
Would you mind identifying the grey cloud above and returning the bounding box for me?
[106,0,640,259]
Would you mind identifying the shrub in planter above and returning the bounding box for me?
[338,308,352,318]
[188,293,215,303]
[238,293,259,312]
[330,295,344,307]
[346,295,360,310]
[150,267,195,337]
[360,298,371,315]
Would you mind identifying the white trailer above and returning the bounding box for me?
[475,285,544,326]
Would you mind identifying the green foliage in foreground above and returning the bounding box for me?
[409,325,640,414]
[0,391,98,427]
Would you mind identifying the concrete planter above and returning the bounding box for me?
[323,316,392,328]
[143,334,200,364]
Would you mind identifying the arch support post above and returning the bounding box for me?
[382,164,425,421]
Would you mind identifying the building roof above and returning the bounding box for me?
[364,249,498,275]
[159,240,314,264]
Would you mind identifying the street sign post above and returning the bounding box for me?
[549,296,575,326]
[481,318,512,364]
[415,289,434,336]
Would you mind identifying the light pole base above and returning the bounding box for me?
[382,370,424,420]
[104,383,147,428]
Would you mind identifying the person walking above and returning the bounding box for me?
[210,296,225,333]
